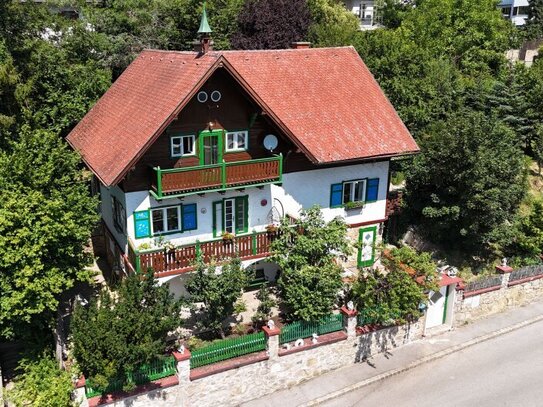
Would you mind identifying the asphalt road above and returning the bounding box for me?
[322,319,543,407]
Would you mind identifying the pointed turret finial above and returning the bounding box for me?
[198,2,213,35]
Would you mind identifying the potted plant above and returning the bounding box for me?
[222,231,235,242]
[265,224,278,234]
[344,201,365,210]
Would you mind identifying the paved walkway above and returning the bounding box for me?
[242,301,543,407]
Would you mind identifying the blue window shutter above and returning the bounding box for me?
[134,210,150,239]
[182,204,197,231]
[366,178,379,202]
[330,183,343,207]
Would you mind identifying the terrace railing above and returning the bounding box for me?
[134,231,277,276]
[151,155,282,199]
[509,265,543,283]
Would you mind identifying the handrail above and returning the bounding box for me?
[154,155,282,175]
[135,230,269,256]
[152,154,283,199]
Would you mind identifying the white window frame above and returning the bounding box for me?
[225,130,248,152]
[342,179,366,204]
[170,135,195,158]
[151,206,181,235]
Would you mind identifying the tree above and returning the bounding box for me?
[185,257,248,338]
[0,128,99,340]
[251,283,277,325]
[525,0,543,40]
[351,246,437,324]
[71,269,183,389]
[514,200,543,257]
[307,0,359,47]
[405,110,526,252]
[269,206,352,321]
[7,353,74,407]
[231,0,311,49]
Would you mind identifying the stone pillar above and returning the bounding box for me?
[341,306,358,338]
[173,349,192,383]
[73,376,89,407]
[496,265,514,288]
[262,325,281,359]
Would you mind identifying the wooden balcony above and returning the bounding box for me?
[128,231,277,278]
[150,155,282,199]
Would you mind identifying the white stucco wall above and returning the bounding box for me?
[100,184,128,250]
[124,161,388,251]
[274,160,388,224]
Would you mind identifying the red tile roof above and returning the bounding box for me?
[67,47,419,186]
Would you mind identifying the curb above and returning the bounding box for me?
[302,313,543,406]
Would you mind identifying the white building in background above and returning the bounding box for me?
[499,0,530,26]
[343,0,382,30]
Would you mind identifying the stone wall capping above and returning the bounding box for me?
[74,375,86,389]
[262,325,281,337]
[278,331,347,357]
[189,351,269,381]
[340,306,358,317]
[173,349,191,362]
[496,265,514,274]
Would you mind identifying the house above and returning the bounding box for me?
[499,0,530,26]
[343,0,382,30]
[66,17,419,297]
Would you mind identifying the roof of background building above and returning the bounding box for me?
[67,46,419,186]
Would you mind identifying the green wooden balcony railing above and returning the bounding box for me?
[150,155,283,200]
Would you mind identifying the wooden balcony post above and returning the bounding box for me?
[155,166,163,199]
[221,160,227,189]
[251,230,257,255]
[195,240,202,261]
[278,153,283,182]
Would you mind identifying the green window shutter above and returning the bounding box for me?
[330,183,343,208]
[357,226,377,268]
[134,210,151,239]
[212,201,222,237]
[235,196,249,234]
[182,204,197,231]
[366,178,379,202]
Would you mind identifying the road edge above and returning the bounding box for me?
[302,313,543,406]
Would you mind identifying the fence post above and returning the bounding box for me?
[173,349,191,383]
[496,264,513,288]
[262,325,281,359]
[341,306,358,338]
[73,376,89,407]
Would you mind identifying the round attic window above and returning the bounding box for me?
[197,91,208,103]
[211,90,222,102]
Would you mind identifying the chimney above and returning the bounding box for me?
[195,1,213,55]
[290,42,311,49]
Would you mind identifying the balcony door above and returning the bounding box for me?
[199,130,223,166]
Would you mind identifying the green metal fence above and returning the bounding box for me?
[356,307,383,327]
[190,331,266,369]
[85,356,177,398]
[279,313,343,345]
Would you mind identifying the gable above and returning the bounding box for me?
[67,47,419,187]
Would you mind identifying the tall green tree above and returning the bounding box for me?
[525,0,543,40]
[307,0,359,47]
[270,206,351,321]
[405,110,527,252]
[0,128,99,340]
[71,269,184,390]
[185,257,247,338]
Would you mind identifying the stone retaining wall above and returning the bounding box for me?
[81,311,423,407]
[454,266,543,326]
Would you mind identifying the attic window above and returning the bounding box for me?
[171,134,195,157]
[211,90,222,102]
[197,91,208,103]
[225,131,248,152]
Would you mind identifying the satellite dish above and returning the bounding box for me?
[263,134,278,152]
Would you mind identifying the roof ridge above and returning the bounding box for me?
[140,46,355,56]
